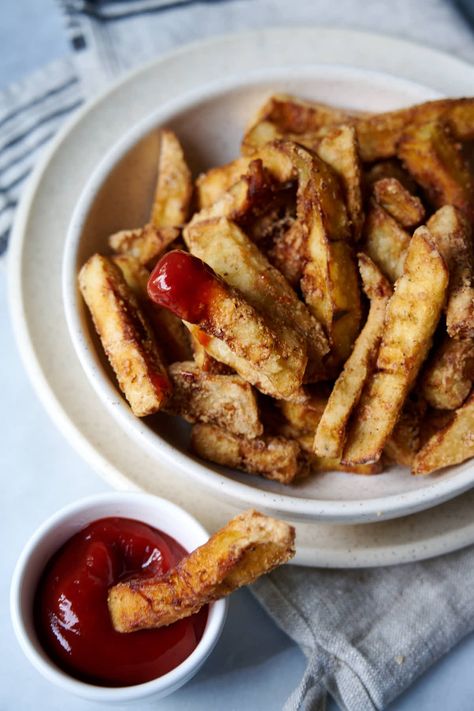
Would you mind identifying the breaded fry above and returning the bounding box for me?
[316,124,364,241]
[148,251,307,399]
[366,159,418,193]
[188,158,276,228]
[191,423,309,483]
[373,178,425,228]
[185,217,329,381]
[343,228,448,464]
[108,510,295,632]
[421,335,474,410]
[109,224,179,268]
[314,255,392,458]
[279,392,328,435]
[242,93,352,155]
[363,200,411,283]
[112,254,192,363]
[166,361,262,438]
[384,393,427,467]
[355,97,474,162]
[398,120,473,219]
[253,140,361,363]
[267,220,306,287]
[190,332,232,374]
[412,392,474,475]
[150,129,192,228]
[196,157,253,208]
[295,433,382,474]
[427,206,474,339]
[78,254,171,417]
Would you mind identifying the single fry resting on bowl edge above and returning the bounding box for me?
[78,93,474,480]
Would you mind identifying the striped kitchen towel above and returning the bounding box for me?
[1,0,473,257]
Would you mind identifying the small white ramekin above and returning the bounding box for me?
[10,492,228,703]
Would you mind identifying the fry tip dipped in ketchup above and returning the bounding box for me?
[34,518,207,687]
[147,250,222,323]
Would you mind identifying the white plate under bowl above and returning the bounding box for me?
[9,27,474,563]
[63,60,473,524]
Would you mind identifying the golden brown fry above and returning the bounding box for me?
[190,332,232,374]
[316,124,364,241]
[166,361,262,438]
[363,200,411,283]
[252,140,360,363]
[242,93,352,154]
[314,255,392,458]
[109,224,179,268]
[421,335,474,410]
[427,206,474,339]
[412,391,474,475]
[196,157,253,208]
[384,393,427,467]
[279,392,328,435]
[397,120,473,219]
[295,433,382,474]
[188,158,278,228]
[166,253,307,399]
[373,177,425,228]
[78,254,171,417]
[185,217,328,381]
[366,159,418,193]
[108,510,295,632]
[112,254,192,363]
[343,228,448,464]
[150,129,192,228]
[191,424,309,483]
[355,98,474,162]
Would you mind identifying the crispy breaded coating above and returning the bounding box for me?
[316,124,364,241]
[366,159,418,193]
[363,200,411,283]
[151,129,192,228]
[342,229,448,464]
[166,361,262,438]
[191,423,309,483]
[421,335,474,410]
[412,392,474,475]
[398,120,473,219]
[109,224,179,268]
[427,206,474,339]
[254,140,361,364]
[384,393,427,467]
[78,254,171,416]
[185,217,329,382]
[373,177,425,228]
[296,434,382,475]
[314,255,392,458]
[108,510,295,632]
[148,251,307,399]
[196,157,253,208]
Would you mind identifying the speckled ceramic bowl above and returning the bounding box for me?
[62,62,474,524]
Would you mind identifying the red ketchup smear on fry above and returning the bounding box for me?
[147,250,220,322]
[34,517,207,687]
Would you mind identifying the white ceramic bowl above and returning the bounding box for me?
[10,492,227,703]
[62,63,474,524]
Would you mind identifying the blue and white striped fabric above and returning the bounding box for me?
[1,0,473,257]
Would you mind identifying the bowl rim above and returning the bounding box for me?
[62,62,473,524]
[10,491,228,702]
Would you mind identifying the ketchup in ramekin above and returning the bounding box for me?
[34,517,207,687]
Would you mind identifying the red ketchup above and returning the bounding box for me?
[34,517,207,687]
[147,250,221,323]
